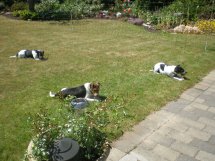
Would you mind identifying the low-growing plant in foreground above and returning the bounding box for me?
[25,96,128,161]
[25,109,64,161]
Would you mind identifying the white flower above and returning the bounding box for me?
[67,128,72,133]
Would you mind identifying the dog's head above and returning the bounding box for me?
[174,65,187,75]
[36,50,44,59]
[90,82,100,96]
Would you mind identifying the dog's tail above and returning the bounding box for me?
[49,91,56,97]
[9,55,17,58]
[149,66,154,72]
[10,52,18,58]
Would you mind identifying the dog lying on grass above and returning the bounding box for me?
[49,82,101,101]
[151,62,187,81]
[10,49,45,60]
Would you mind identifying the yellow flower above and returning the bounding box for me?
[196,20,215,33]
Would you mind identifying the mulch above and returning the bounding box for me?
[1,12,21,20]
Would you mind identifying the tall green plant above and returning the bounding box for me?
[136,0,174,11]
[161,0,215,21]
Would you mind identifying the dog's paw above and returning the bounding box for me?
[173,76,184,81]
[183,76,190,80]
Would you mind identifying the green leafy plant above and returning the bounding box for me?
[64,107,110,160]
[137,0,215,29]
[26,108,64,161]
[35,0,70,20]
[62,0,103,19]
[13,10,39,20]
[33,0,102,20]
[11,1,28,11]
[12,10,20,17]
[19,10,38,20]
[25,96,129,161]
[63,96,130,160]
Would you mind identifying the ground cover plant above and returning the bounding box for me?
[0,15,215,161]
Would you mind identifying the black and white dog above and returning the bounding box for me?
[10,49,44,60]
[49,82,101,101]
[152,62,187,81]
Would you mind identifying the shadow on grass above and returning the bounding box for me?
[41,57,48,61]
[98,95,107,102]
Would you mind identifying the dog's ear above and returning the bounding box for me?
[92,82,100,85]
[90,82,100,90]
[90,83,93,89]
[174,66,180,73]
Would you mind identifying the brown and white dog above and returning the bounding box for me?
[49,82,100,101]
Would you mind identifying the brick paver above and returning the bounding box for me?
[106,70,215,161]
[195,151,215,161]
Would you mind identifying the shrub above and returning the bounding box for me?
[35,0,61,13]
[12,10,20,16]
[19,10,39,20]
[25,95,129,161]
[62,0,103,19]
[101,0,115,9]
[196,20,215,33]
[109,0,137,17]
[10,1,28,11]
[154,12,184,28]
[64,107,110,160]
[35,0,71,20]
[136,0,215,30]
[136,0,174,11]
[12,10,39,20]
[138,0,215,29]
[159,0,215,22]
[11,0,102,20]
[38,10,71,20]
[25,103,110,160]
[64,97,128,160]
[198,3,215,19]
[28,109,63,161]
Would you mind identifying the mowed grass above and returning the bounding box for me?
[0,15,215,160]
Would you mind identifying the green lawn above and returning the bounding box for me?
[0,15,215,161]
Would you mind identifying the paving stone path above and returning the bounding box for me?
[106,70,215,161]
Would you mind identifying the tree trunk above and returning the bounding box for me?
[28,0,35,12]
